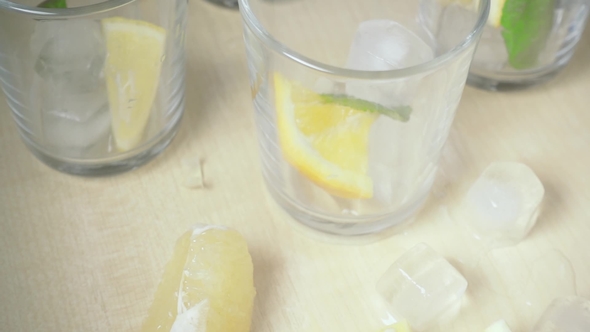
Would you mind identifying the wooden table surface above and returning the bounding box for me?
[1,1,590,331]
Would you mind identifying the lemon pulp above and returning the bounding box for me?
[142,225,256,332]
[102,17,166,151]
[274,73,377,199]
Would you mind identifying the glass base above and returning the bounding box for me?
[467,64,566,91]
[21,116,182,177]
[264,178,429,236]
[205,0,239,8]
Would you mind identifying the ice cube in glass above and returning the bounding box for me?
[345,19,434,108]
[31,19,111,150]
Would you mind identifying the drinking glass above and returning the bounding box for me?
[206,0,238,8]
[239,0,489,235]
[468,0,590,90]
[0,0,187,175]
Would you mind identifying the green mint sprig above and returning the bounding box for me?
[38,0,67,8]
[501,0,555,69]
[319,94,412,122]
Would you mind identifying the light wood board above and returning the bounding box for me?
[1,1,589,331]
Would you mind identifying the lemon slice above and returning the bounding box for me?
[274,73,376,199]
[442,0,505,27]
[102,17,166,151]
[142,225,256,332]
[487,0,507,27]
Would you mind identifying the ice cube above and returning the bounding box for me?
[40,94,111,149]
[346,20,434,71]
[366,114,438,208]
[367,116,424,205]
[29,20,111,149]
[435,4,479,54]
[32,20,106,93]
[472,25,510,70]
[459,162,544,245]
[376,243,468,331]
[434,3,509,70]
[532,296,590,332]
[345,20,434,108]
[32,72,111,149]
[367,116,406,204]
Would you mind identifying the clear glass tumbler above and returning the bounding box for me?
[205,0,238,9]
[239,0,489,235]
[468,0,590,90]
[0,0,187,175]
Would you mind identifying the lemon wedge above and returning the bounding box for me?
[441,0,505,27]
[102,17,166,151]
[274,73,376,199]
[142,225,256,332]
[488,0,507,27]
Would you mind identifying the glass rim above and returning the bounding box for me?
[238,0,491,79]
[0,0,134,18]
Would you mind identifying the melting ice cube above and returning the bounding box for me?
[435,3,508,70]
[533,296,590,332]
[346,20,434,71]
[472,25,510,71]
[30,20,110,150]
[377,243,468,331]
[32,20,106,94]
[459,162,544,246]
[435,3,478,53]
[345,19,434,108]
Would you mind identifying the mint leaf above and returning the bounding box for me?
[38,0,67,8]
[319,94,411,122]
[501,0,555,69]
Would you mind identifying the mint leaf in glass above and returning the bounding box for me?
[38,0,67,8]
[319,94,411,122]
[501,0,555,69]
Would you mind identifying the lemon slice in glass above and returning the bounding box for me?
[274,73,377,199]
[102,17,166,151]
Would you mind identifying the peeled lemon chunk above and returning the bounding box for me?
[274,72,377,199]
[102,17,166,151]
[141,225,256,332]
